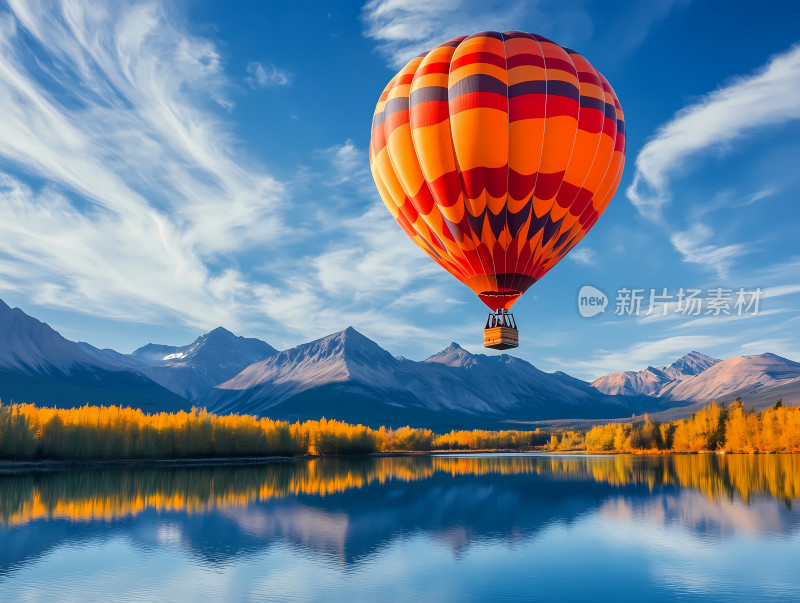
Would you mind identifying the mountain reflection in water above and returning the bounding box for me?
[1,454,799,601]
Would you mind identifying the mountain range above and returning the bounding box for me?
[591,352,722,397]
[208,328,631,428]
[79,328,277,401]
[0,299,186,412]
[591,351,800,420]
[1,298,797,427]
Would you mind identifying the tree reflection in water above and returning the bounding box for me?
[1,454,797,527]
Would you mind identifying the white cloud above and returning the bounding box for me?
[389,287,466,311]
[688,187,776,222]
[362,0,542,68]
[0,175,244,329]
[627,44,800,219]
[0,0,286,331]
[362,0,685,70]
[740,188,775,206]
[740,338,800,361]
[673,308,788,331]
[755,257,800,282]
[244,61,290,88]
[313,203,441,299]
[764,284,800,298]
[314,139,372,191]
[568,247,595,266]
[236,137,476,351]
[669,223,749,279]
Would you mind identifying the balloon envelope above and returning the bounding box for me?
[369,31,625,311]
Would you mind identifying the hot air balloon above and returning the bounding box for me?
[369,31,625,350]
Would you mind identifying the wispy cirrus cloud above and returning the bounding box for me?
[312,139,374,195]
[764,284,800,298]
[0,0,286,331]
[669,223,749,279]
[740,338,800,361]
[244,61,290,88]
[627,44,800,220]
[672,309,789,331]
[361,0,589,68]
[252,138,471,348]
[362,0,688,70]
[568,247,595,266]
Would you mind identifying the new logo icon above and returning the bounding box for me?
[578,285,608,318]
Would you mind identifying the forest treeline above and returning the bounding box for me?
[0,398,798,460]
[549,399,800,453]
[0,402,550,460]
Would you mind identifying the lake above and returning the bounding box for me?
[1,454,799,602]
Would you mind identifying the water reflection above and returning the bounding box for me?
[2,454,798,528]
[1,454,799,599]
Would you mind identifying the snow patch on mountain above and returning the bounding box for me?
[127,326,278,401]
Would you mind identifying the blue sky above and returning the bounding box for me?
[0,0,798,380]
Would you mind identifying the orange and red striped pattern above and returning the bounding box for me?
[369,31,625,311]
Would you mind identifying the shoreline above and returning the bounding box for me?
[0,456,300,474]
[0,448,781,473]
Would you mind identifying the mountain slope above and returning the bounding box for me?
[663,353,800,407]
[662,351,721,380]
[0,300,188,411]
[0,299,102,374]
[210,328,405,411]
[417,343,627,416]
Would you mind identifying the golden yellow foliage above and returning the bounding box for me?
[0,403,547,460]
[2,398,799,460]
[582,400,800,454]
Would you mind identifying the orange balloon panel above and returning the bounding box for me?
[370,31,625,311]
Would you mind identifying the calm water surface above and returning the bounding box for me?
[1,454,799,602]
